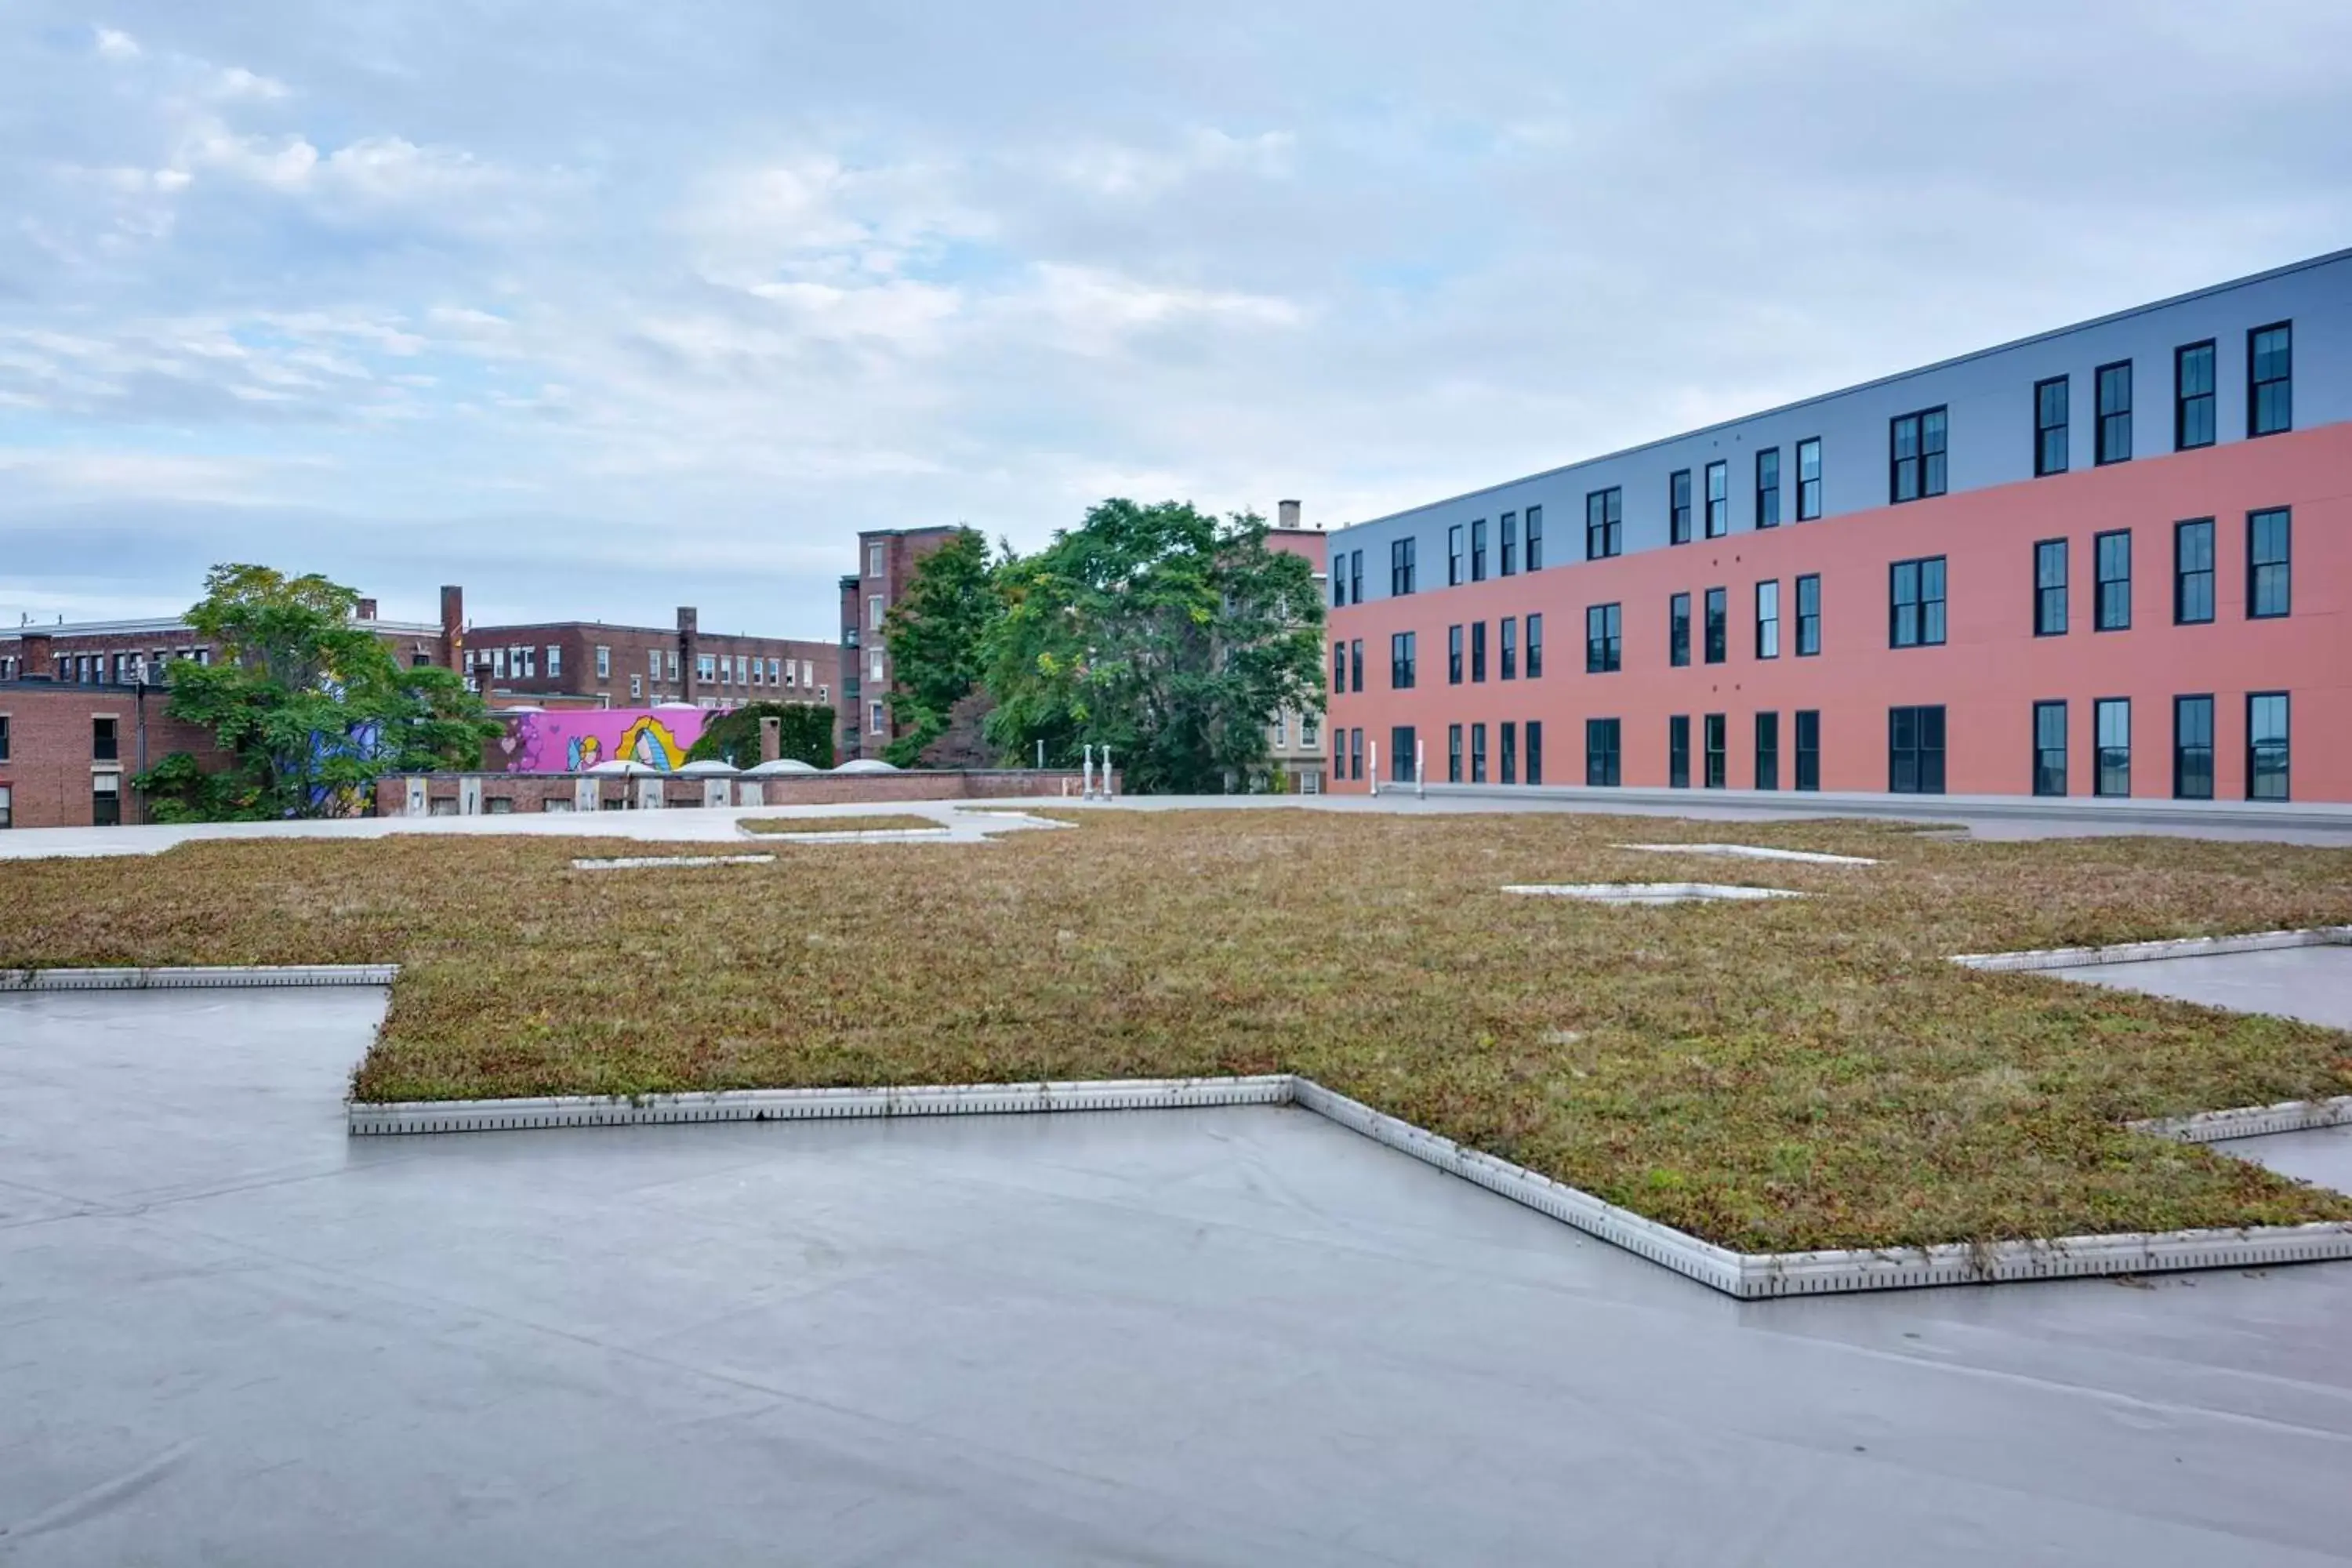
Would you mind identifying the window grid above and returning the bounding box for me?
[1471,622,1487,683]
[2175,340,2216,450]
[1755,448,1780,528]
[1703,713,1726,789]
[1471,723,1487,784]
[2173,695,2213,800]
[2094,361,2132,465]
[1389,630,1416,690]
[2094,698,2130,797]
[1889,407,1947,503]
[1448,724,1463,783]
[1447,524,1465,587]
[2247,691,2289,800]
[1447,624,1464,685]
[1796,437,1823,521]
[1795,575,1820,657]
[1668,715,1691,789]
[1527,720,1544,786]
[2248,323,2292,437]
[1755,580,1780,659]
[1754,710,1779,791]
[2034,539,2068,636]
[1889,556,1947,648]
[1501,616,1518,681]
[1704,461,1729,538]
[2248,508,2290,619]
[1703,587,1726,665]
[1390,536,1417,596]
[1668,470,1692,546]
[1669,593,1691,667]
[1350,638,1363,693]
[2034,376,2068,476]
[1794,710,1820,792]
[2094,530,2131,631]
[1889,706,1946,794]
[1584,603,1621,674]
[1526,506,1544,571]
[1526,613,1544,678]
[1500,512,1519,576]
[1471,520,1489,582]
[1585,718,1621,788]
[1501,721,1518,786]
[2173,519,2214,625]
[1586,488,1623,560]
[2033,699,2067,797]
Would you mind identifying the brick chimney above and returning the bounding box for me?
[19,630,52,679]
[357,597,379,621]
[1277,499,1301,530]
[677,606,699,702]
[438,585,464,670]
[759,716,781,764]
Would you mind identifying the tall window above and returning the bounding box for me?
[2173,519,2214,624]
[1754,580,1780,659]
[1501,617,1518,680]
[1755,448,1780,528]
[1350,638,1364,693]
[1471,520,1489,582]
[1349,550,1363,603]
[2033,700,2067,797]
[1447,624,1464,684]
[2172,695,2213,800]
[1796,437,1823,521]
[1668,715,1691,789]
[1889,706,1946,794]
[2033,376,2069,476]
[2247,692,2289,800]
[1585,719,1621,787]
[1584,603,1621,673]
[1448,524,1465,586]
[2248,508,2290,619]
[1471,621,1487,683]
[1391,726,1417,785]
[1448,724,1463,782]
[1889,557,1947,648]
[1585,488,1622,560]
[1526,613,1544,677]
[93,716,120,761]
[2094,361,2132,465]
[1332,641,1345,692]
[1501,722,1518,785]
[1669,592,1691,667]
[1889,407,1947,502]
[2034,539,2068,636]
[1704,587,1727,664]
[1333,568,1347,608]
[868,543,885,577]
[1754,711,1780,791]
[1794,710,1820,792]
[2175,340,2216,450]
[1526,506,1544,571]
[2248,323,2292,437]
[1527,720,1544,786]
[1390,537,1417,596]
[2094,698,2130,797]
[1703,713,1726,789]
[2094,530,2131,630]
[1350,728,1364,782]
[1669,470,1693,544]
[1471,723,1488,784]
[1500,513,1519,576]
[1795,575,1820,656]
[596,645,611,679]
[1390,631,1417,689]
[1704,460,1729,537]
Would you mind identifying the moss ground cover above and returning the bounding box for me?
[4,810,2349,1252]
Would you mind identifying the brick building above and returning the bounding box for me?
[0,590,460,685]
[463,604,837,712]
[1264,499,1331,792]
[0,676,230,829]
[839,526,964,760]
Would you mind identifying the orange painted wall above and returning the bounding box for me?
[1325,422,2350,800]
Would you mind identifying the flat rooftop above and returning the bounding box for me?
[5,987,2350,1564]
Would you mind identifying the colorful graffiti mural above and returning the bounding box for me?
[492,708,713,773]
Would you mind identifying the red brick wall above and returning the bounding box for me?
[465,622,839,709]
[0,684,230,829]
[375,769,1104,816]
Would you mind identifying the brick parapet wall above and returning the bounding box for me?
[374,769,1109,815]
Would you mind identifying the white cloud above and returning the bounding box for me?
[93,25,140,60]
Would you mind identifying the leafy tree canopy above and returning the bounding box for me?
[981,499,1325,793]
[136,564,499,821]
[684,702,837,769]
[881,527,1001,766]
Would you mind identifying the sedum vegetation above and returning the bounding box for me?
[4,810,2349,1253]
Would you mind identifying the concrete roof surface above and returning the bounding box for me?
[5,989,2351,1566]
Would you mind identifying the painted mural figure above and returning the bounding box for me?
[501,710,704,772]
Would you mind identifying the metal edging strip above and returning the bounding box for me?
[0,964,400,991]
[1953,927,2352,972]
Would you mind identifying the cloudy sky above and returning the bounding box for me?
[4,2,2347,637]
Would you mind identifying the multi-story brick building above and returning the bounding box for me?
[463,604,836,712]
[1324,249,2350,804]
[839,526,964,760]
[0,672,231,829]
[1264,499,1330,793]
[0,590,461,685]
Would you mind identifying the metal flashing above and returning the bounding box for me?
[1954,927,2352,972]
[0,964,400,991]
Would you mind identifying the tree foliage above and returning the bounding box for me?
[683,702,837,768]
[880,528,1001,767]
[981,499,1325,793]
[134,564,500,820]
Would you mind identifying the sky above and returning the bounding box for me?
[3,2,2348,639]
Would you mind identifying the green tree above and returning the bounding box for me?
[982,499,1324,793]
[683,702,837,768]
[134,564,500,820]
[881,528,1001,766]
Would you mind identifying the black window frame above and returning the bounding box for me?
[2094,361,2132,466]
[1793,710,1820,792]
[1348,550,1363,604]
[2032,699,2067,797]
[2248,322,2292,437]
[1330,640,1345,693]
[2247,691,2289,800]
[1526,613,1543,678]
[1584,602,1621,674]
[1500,720,1518,786]
[1703,587,1726,665]
[1389,630,1417,690]
[1470,722,1487,784]
[1889,405,1947,503]
[1389,536,1417,597]
[1526,720,1543,786]
[1754,579,1780,659]
[2034,538,2068,637]
[1795,437,1822,521]
[1470,621,1487,684]
[93,716,120,762]
[1499,512,1519,577]
[1446,624,1463,684]
[1525,506,1544,571]
[1348,727,1363,782]
[1753,710,1779,791]
[2247,507,2290,619]
[1447,723,1463,783]
[1390,725,1417,786]
[1755,447,1780,528]
[1669,592,1691,667]
[2172,518,2214,625]
[2174,339,2216,451]
[1887,705,1947,795]
[2093,697,2130,798]
[1668,714,1691,789]
[1447,524,1465,586]
[2033,375,2068,477]
[1585,487,1622,561]
[1668,470,1692,545]
[1794,574,1820,657]
[2093,529,2130,631]
[1470,520,1488,583]
[1584,718,1621,787]
[1702,713,1726,789]
[2172,694,2213,801]
[1888,556,1947,648]
[1500,616,1518,681]
[1704,459,1729,538]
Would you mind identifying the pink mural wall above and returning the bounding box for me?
[489,707,716,773]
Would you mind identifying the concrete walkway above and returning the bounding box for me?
[5,989,2352,1565]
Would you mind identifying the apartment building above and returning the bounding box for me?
[1324,249,2348,803]
[839,526,964,760]
[0,677,230,829]
[464,604,836,711]
[1264,499,1331,792]
[0,589,460,685]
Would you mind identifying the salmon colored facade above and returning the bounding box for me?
[1326,423,2349,800]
